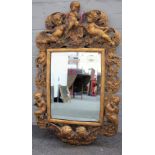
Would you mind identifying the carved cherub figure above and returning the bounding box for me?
[34,92,46,115]
[45,12,65,29]
[66,1,80,33]
[76,126,88,138]
[111,30,121,46]
[36,51,46,67]
[60,125,74,140]
[86,10,108,26]
[45,12,66,42]
[85,10,115,46]
[105,96,120,128]
[47,26,65,42]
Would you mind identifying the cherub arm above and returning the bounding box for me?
[94,24,109,32]
[44,29,55,33]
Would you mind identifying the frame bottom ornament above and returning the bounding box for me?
[34,120,119,145]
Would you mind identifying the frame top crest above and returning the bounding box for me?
[36,1,121,50]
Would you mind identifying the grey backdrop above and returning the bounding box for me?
[32,0,122,132]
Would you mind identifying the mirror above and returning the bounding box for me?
[50,52,101,122]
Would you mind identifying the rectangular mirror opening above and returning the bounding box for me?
[47,49,105,125]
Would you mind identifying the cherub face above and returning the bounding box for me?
[38,52,46,64]
[70,1,80,12]
[87,12,98,23]
[53,14,63,25]
[111,96,120,105]
[34,92,42,100]
[86,11,98,23]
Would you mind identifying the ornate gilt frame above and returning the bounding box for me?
[34,1,121,145]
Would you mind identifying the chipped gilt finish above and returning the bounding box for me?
[34,1,121,145]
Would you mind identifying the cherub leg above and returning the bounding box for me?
[75,21,79,27]
[101,33,115,45]
[66,21,79,33]
[49,35,58,42]
[68,22,73,30]
[66,21,74,33]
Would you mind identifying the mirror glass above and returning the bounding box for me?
[51,52,101,122]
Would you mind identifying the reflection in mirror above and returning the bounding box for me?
[51,52,101,122]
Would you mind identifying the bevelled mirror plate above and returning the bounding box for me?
[47,48,105,126]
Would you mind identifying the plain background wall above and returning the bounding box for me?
[32,0,122,131]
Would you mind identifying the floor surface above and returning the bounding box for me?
[32,125,122,155]
[52,95,100,121]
